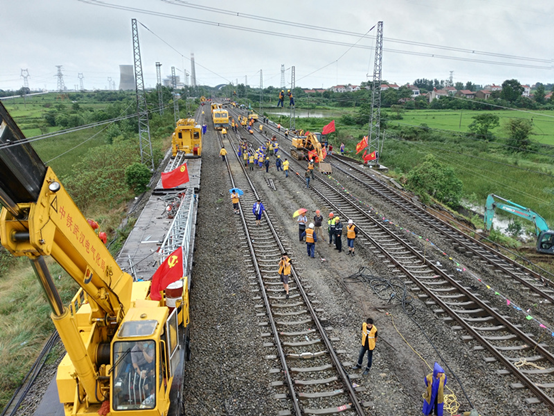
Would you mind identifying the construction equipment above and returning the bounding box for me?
[172,118,202,157]
[212,108,229,130]
[0,101,190,415]
[484,194,554,254]
[247,111,259,122]
[290,131,324,161]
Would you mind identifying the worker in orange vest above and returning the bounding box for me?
[352,317,378,376]
[346,219,358,256]
[278,253,291,299]
[300,223,317,258]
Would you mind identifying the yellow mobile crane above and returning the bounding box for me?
[0,102,190,415]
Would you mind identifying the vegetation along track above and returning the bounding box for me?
[217,130,369,415]
[234,110,554,410]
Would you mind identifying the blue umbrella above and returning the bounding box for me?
[229,188,244,196]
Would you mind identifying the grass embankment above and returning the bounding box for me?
[0,96,189,410]
[271,110,554,230]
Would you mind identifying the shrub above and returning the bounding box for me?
[125,163,152,195]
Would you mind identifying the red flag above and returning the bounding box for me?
[356,136,368,154]
[362,150,377,162]
[161,163,190,188]
[150,247,183,301]
[308,149,317,160]
[322,120,335,135]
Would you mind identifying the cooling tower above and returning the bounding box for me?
[119,65,135,90]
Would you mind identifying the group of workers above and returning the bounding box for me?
[277,89,295,107]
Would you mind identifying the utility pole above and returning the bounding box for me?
[21,69,30,90]
[367,21,383,165]
[245,75,248,87]
[289,66,296,130]
[107,77,113,91]
[190,52,197,95]
[280,64,285,89]
[259,69,263,114]
[78,73,84,91]
[172,66,179,126]
[131,18,154,170]
[156,62,164,115]
[449,71,454,87]
[55,65,65,92]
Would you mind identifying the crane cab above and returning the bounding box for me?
[172,118,202,157]
[537,231,554,254]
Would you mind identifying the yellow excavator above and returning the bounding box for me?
[172,118,202,157]
[290,131,324,161]
[0,101,190,415]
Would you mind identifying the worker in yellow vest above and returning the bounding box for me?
[346,219,358,256]
[307,159,315,179]
[259,124,263,133]
[300,223,317,258]
[231,190,240,214]
[278,253,291,299]
[283,158,289,177]
[222,128,227,138]
[327,212,336,246]
[219,147,227,162]
[352,318,378,376]
[248,153,255,171]
[422,362,447,416]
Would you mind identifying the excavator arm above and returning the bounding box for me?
[484,194,550,237]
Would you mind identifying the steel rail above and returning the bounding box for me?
[219,128,366,415]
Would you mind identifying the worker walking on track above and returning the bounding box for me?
[334,216,343,253]
[276,155,283,171]
[231,190,240,214]
[264,157,270,173]
[308,159,315,180]
[305,169,311,189]
[313,210,325,243]
[278,253,291,299]
[220,147,227,162]
[328,213,336,246]
[301,223,317,258]
[352,318,378,376]
[249,153,255,171]
[274,142,279,156]
[346,219,358,256]
[252,199,265,226]
[422,363,447,416]
[297,212,307,242]
[283,158,289,177]
[287,89,295,107]
[277,90,284,107]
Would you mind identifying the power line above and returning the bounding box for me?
[79,0,553,71]
[162,0,553,64]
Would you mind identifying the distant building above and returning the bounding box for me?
[475,90,491,100]
[406,84,420,97]
[521,85,531,97]
[304,89,316,94]
[119,65,135,90]
[445,86,457,95]
[163,75,180,87]
[428,88,449,102]
[456,90,476,99]
[330,85,347,92]
[484,84,502,91]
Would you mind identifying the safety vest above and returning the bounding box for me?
[305,229,315,243]
[220,149,227,156]
[424,373,446,406]
[288,91,293,98]
[283,161,289,170]
[249,155,254,163]
[278,258,291,275]
[308,163,314,171]
[279,92,284,99]
[347,224,356,239]
[243,152,248,160]
[361,323,377,350]
[259,125,263,131]
[231,194,239,203]
[274,143,279,149]
[328,218,336,231]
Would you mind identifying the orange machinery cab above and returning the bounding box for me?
[172,118,202,157]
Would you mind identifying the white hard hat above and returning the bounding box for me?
[308,223,314,229]
[348,219,353,224]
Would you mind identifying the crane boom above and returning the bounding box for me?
[485,194,549,236]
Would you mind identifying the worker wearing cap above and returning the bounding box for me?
[219,147,227,162]
[352,317,378,376]
[277,90,284,107]
[334,216,343,253]
[283,158,289,178]
[328,213,336,246]
[276,155,283,171]
[278,253,291,299]
[301,223,318,258]
[314,210,325,243]
[297,212,307,242]
[231,190,240,215]
[264,156,270,173]
[287,89,295,106]
[346,219,358,256]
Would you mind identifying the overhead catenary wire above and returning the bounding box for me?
[162,0,552,64]
[79,0,553,71]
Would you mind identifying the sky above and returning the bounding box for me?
[1,0,553,92]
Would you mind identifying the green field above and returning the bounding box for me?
[388,109,554,145]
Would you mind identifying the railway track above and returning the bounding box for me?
[235,113,554,410]
[218,131,369,415]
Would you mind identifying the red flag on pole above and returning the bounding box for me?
[321,146,327,161]
[161,163,190,189]
[362,150,377,162]
[322,120,335,135]
[356,136,368,154]
[307,149,317,160]
[150,247,184,301]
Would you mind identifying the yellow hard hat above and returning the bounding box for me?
[281,89,284,92]
[287,89,290,92]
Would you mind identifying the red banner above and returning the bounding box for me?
[308,149,317,160]
[362,150,377,162]
[321,146,327,161]
[150,247,183,301]
[161,163,190,189]
[322,120,335,135]
[356,136,368,154]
